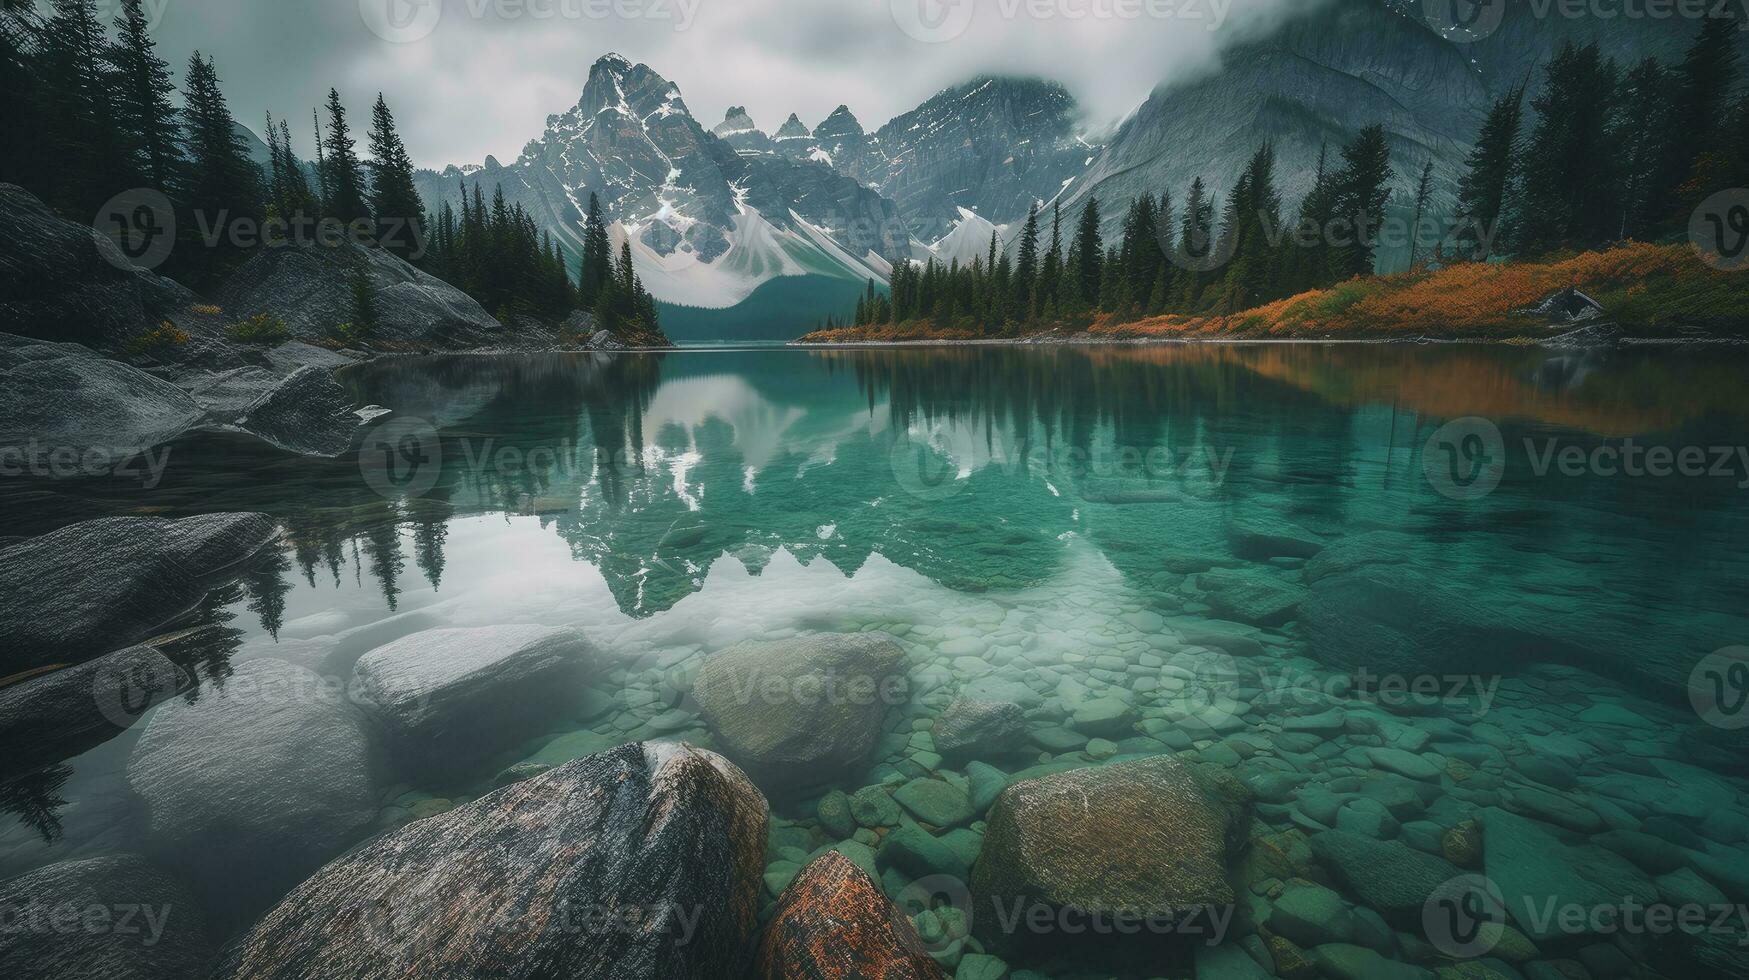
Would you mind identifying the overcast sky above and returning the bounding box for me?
[132,0,1318,167]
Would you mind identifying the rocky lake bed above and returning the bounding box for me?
[2,344,1748,980]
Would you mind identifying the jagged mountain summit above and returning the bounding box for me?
[413,54,904,310]
[712,106,775,154]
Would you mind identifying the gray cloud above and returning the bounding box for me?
[129,0,1317,167]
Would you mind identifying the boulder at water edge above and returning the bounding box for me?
[125,658,378,919]
[0,640,194,782]
[754,850,947,980]
[0,183,193,344]
[971,755,1254,952]
[218,742,769,980]
[0,855,214,980]
[694,632,907,790]
[352,624,594,769]
[0,332,203,464]
[234,365,360,456]
[216,240,501,348]
[0,513,278,672]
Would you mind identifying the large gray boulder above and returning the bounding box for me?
[0,332,203,465]
[216,240,502,348]
[126,658,379,918]
[693,632,907,791]
[235,364,360,456]
[0,513,278,671]
[216,742,768,980]
[0,640,195,782]
[0,183,192,345]
[1479,806,1657,943]
[933,696,1027,760]
[970,756,1254,950]
[0,855,214,980]
[353,624,595,767]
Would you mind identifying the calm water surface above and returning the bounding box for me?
[6,344,1749,976]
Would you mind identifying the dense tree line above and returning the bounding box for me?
[423,189,659,333]
[1458,17,1748,258]
[850,122,1400,333]
[1,1,656,337]
[850,14,1745,334]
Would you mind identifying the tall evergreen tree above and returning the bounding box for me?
[1329,125,1394,278]
[1211,143,1284,312]
[578,192,612,308]
[1656,14,1741,223]
[321,88,370,226]
[1453,85,1526,260]
[1174,177,1214,310]
[106,0,180,190]
[1512,42,1621,253]
[1408,158,1435,268]
[0,4,41,187]
[1615,59,1673,241]
[178,52,261,281]
[1039,201,1063,313]
[1073,198,1103,309]
[365,93,425,258]
[1013,203,1040,314]
[35,0,126,213]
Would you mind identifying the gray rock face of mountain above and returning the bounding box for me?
[412,54,910,282]
[866,77,1095,242]
[812,105,882,184]
[772,112,818,161]
[713,105,775,154]
[0,183,193,345]
[216,240,502,347]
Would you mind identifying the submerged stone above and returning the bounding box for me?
[754,851,946,980]
[217,743,768,979]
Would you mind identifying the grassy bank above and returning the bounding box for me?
[798,244,1749,344]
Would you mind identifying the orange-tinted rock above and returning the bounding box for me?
[755,850,947,980]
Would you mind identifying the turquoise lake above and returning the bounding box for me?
[5,344,1749,978]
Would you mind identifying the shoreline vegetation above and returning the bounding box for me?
[796,243,1749,345]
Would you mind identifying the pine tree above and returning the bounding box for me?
[1513,42,1621,254]
[1656,14,1741,225]
[578,192,612,308]
[1174,177,1214,310]
[1329,125,1394,278]
[1453,85,1526,261]
[366,93,425,259]
[178,52,261,282]
[106,0,181,191]
[35,0,126,213]
[1013,203,1040,315]
[1039,202,1063,314]
[321,88,370,226]
[1408,159,1435,268]
[1074,198,1103,309]
[0,5,41,187]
